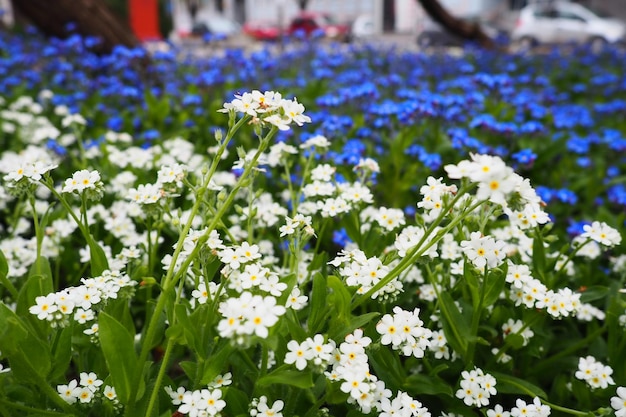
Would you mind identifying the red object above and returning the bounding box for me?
[287,11,350,41]
[243,20,282,41]
[128,0,162,41]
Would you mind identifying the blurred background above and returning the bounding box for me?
[1,0,625,50]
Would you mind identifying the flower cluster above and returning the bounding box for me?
[219,90,311,131]
[575,356,615,389]
[250,396,285,417]
[29,270,135,329]
[417,176,458,222]
[57,372,116,404]
[331,249,401,300]
[217,291,286,342]
[62,169,103,194]
[1,146,58,187]
[455,367,497,407]
[488,398,551,417]
[165,374,231,416]
[376,306,433,358]
[445,154,549,228]
[461,232,507,270]
[284,334,335,370]
[580,221,622,247]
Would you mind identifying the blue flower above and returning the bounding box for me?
[511,149,537,165]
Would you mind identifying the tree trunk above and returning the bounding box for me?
[11,0,140,53]
[417,0,495,49]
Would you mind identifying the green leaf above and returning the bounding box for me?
[327,275,351,320]
[579,286,609,303]
[368,344,405,390]
[308,272,329,334]
[464,261,480,310]
[330,312,380,342]
[483,264,507,308]
[224,387,249,417]
[200,341,236,385]
[0,249,18,300]
[504,333,525,350]
[0,249,8,278]
[404,373,454,396]
[437,292,471,358]
[50,325,73,380]
[99,312,138,405]
[256,367,314,389]
[16,259,54,336]
[532,230,547,280]
[88,237,109,276]
[16,274,53,318]
[490,371,547,398]
[0,304,51,383]
[180,361,197,381]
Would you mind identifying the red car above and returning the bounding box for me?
[287,12,351,41]
[243,20,282,41]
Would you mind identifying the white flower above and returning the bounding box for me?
[57,380,81,404]
[611,386,626,417]
[209,372,232,388]
[165,385,187,406]
[286,287,308,310]
[461,232,506,269]
[200,388,226,415]
[29,294,58,321]
[79,371,103,392]
[575,356,615,389]
[281,98,311,127]
[300,134,330,149]
[62,169,102,193]
[580,221,621,247]
[284,340,315,370]
[76,386,95,403]
[103,385,117,401]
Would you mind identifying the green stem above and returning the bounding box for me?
[41,180,90,244]
[540,400,590,417]
[130,117,273,416]
[35,372,79,416]
[353,189,483,309]
[29,196,43,259]
[0,398,72,416]
[303,394,328,417]
[246,180,256,242]
[488,312,542,366]
[465,267,488,368]
[259,344,269,377]
[283,158,296,215]
[73,126,88,169]
[144,337,175,417]
[554,238,592,278]
[528,324,607,375]
[294,148,317,214]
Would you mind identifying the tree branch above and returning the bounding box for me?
[417,0,496,49]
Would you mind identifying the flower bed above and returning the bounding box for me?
[0,29,624,417]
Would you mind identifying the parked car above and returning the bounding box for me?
[350,14,376,41]
[243,20,282,41]
[511,1,626,50]
[287,12,351,42]
[188,12,241,39]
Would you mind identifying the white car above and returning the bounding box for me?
[511,1,626,50]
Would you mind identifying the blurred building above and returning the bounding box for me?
[171,0,506,35]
